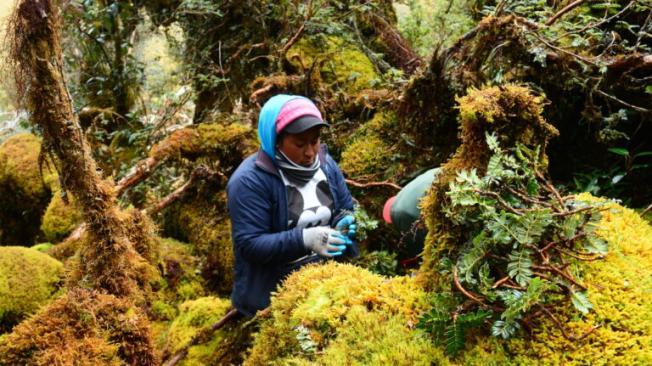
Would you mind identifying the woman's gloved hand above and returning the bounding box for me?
[302,227,352,257]
[335,215,357,240]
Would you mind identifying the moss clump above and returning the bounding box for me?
[166,191,235,294]
[156,238,207,306]
[456,195,652,364]
[149,122,256,165]
[418,84,559,288]
[0,288,157,365]
[40,192,82,243]
[30,242,53,252]
[340,134,393,179]
[287,35,379,94]
[0,246,63,332]
[164,296,233,364]
[245,262,448,365]
[0,133,56,245]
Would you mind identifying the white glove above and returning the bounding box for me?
[302,227,348,258]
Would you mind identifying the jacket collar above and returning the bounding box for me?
[255,144,328,177]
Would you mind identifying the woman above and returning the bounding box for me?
[227,94,357,317]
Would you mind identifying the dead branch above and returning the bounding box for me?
[250,84,274,104]
[144,166,224,216]
[546,0,585,26]
[640,202,652,217]
[345,178,401,190]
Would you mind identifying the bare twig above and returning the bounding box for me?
[473,189,524,215]
[345,178,401,190]
[250,84,274,103]
[640,202,652,217]
[595,89,652,114]
[453,266,486,304]
[144,166,224,215]
[546,0,585,26]
[532,264,587,291]
[280,23,305,57]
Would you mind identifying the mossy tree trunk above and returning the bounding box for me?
[9,0,144,298]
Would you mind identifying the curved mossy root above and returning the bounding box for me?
[0,246,63,333]
[455,195,652,364]
[0,288,158,365]
[244,262,449,365]
[417,84,559,289]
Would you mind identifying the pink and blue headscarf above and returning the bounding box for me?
[258,94,323,160]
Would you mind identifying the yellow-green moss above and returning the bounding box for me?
[156,238,207,305]
[30,242,53,252]
[0,246,63,329]
[164,296,232,364]
[0,133,56,198]
[339,111,402,180]
[172,198,234,294]
[456,195,652,365]
[288,35,379,93]
[0,133,57,245]
[149,122,256,163]
[340,134,393,179]
[245,262,448,365]
[40,192,82,243]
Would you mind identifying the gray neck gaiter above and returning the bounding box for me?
[275,150,320,186]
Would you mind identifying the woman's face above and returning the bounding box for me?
[278,126,321,167]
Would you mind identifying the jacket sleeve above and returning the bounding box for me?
[327,153,355,214]
[227,174,307,265]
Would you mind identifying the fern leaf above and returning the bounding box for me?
[445,318,466,356]
[507,249,533,286]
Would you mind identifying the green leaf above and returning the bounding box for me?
[584,236,608,254]
[491,319,520,339]
[507,249,533,286]
[570,291,593,315]
[607,147,629,156]
[445,318,466,356]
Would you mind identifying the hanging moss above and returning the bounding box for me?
[0,246,63,332]
[40,192,82,243]
[0,133,56,245]
[0,288,157,365]
[457,195,652,364]
[287,35,379,94]
[245,262,448,365]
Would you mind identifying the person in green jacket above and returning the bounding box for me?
[382,168,441,261]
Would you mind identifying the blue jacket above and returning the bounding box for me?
[227,147,354,316]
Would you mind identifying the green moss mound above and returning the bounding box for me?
[165,192,234,294]
[287,35,379,93]
[455,195,652,364]
[156,238,207,309]
[40,193,82,243]
[245,262,448,365]
[164,296,233,365]
[0,133,56,245]
[0,246,63,331]
[0,288,157,365]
